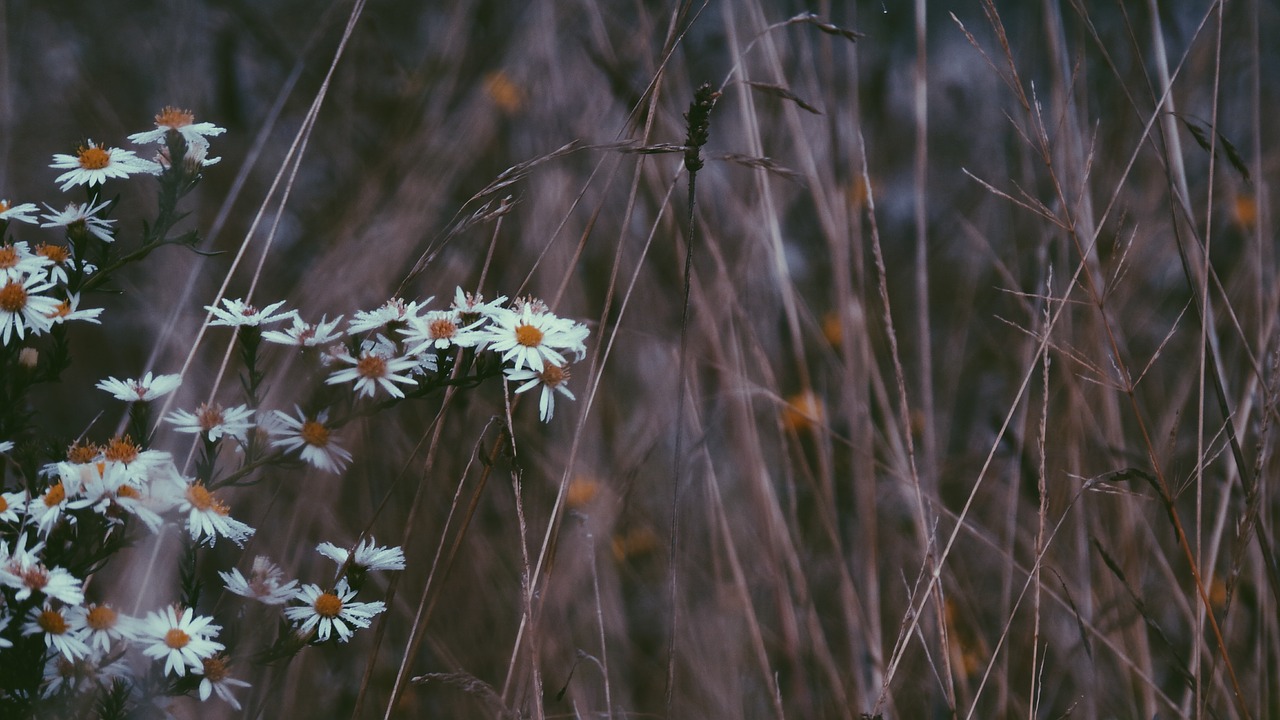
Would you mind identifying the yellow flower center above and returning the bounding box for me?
[0,496,6,513]
[0,281,27,312]
[77,145,111,170]
[156,106,195,129]
[514,323,543,347]
[164,628,190,649]
[103,436,140,464]
[429,318,457,339]
[300,420,330,447]
[0,246,16,269]
[116,484,141,500]
[356,354,387,379]
[313,592,343,618]
[66,441,99,464]
[51,300,71,319]
[38,609,68,635]
[22,566,48,591]
[36,244,70,264]
[187,483,229,515]
[203,655,230,682]
[539,364,567,388]
[196,403,225,431]
[86,605,118,631]
[43,483,66,507]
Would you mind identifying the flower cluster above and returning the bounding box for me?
[0,108,261,713]
[0,100,591,717]
[0,233,101,346]
[279,537,401,644]
[266,287,589,422]
[0,109,233,353]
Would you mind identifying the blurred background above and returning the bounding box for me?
[6,0,1279,717]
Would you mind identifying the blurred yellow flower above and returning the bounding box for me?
[782,390,824,433]
[1232,193,1257,230]
[485,71,524,114]
[611,526,659,562]
[566,476,600,510]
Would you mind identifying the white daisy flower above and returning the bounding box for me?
[25,481,90,537]
[451,287,508,323]
[506,363,576,422]
[171,138,221,169]
[95,372,182,402]
[41,652,130,699]
[50,140,162,191]
[128,107,226,148]
[284,578,386,643]
[483,299,589,372]
[347,297,425,335]
[316,537,406,573]
[91,440,178,493]
[0,548,85,606]
[41,200,116,243]
[199,655,251,710]
[0,241,53,283]
[0,273,60,345]
[0,489,22,523]
[67,603,136,654]
[0,199,39,224]
[400,308,486,355]
[0,440,11,454]
[46,293,103,325]
[261,313,345,347]
[179,482,255,547]
[206,297,296,327]
[33,243,73,285]
[71,456,170,532]
[166,402,255,443]
[219,555,298,605]
[23,604,91,661]
[325,344,419,399]
[269,406,352,474]
[139,606,224,678]
[0,532,55,600]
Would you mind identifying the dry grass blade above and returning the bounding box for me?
[1175,113,1252,185]
[1047,568,1093,662]
[614,141,687,155]
[784,12,864,41]
[411,672,517,718]
[1091,538,1197,693]
[743,81,822,114]
[717,152,803,183]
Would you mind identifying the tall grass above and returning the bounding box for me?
[2,0,1277,717]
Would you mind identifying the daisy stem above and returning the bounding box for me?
[37,324,72,384]
[77,134,203,295]
[238,327,266,406]
[127,401,152,448]
[77,230,200,294]
[179,538,203,610]
[196,436,220,485]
